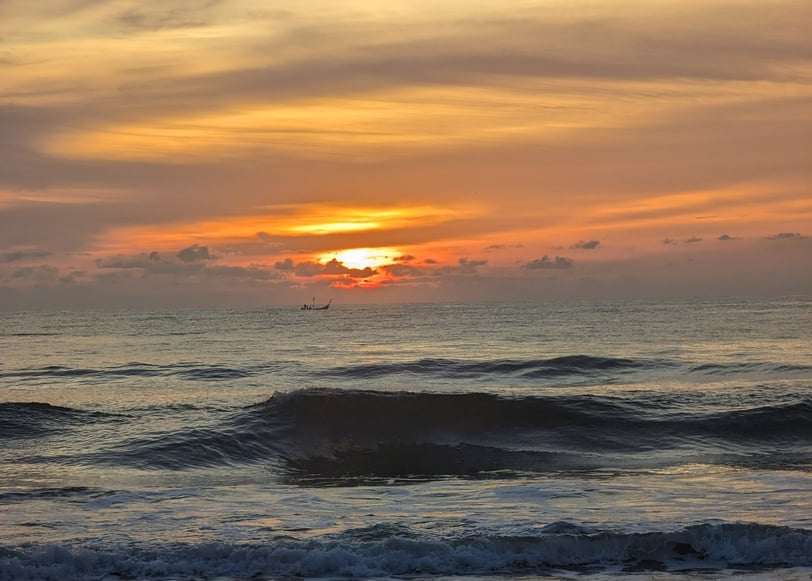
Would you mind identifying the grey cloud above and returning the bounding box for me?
[522,255,574,270]
[96,251,210,277]
[571,240,600,250]
[6,265,60,283]
[203,265,278,281]
[767,232,806,240]
[292,258,375,279]
[103,2,811,124]
[274,257,295,271]
[718,234,739,241]
[382,263,426,277]
[1,250,52,262]
[438,258,487,275]
[177,245,213,262]
[96,253,160,269]
[684,236,703,244]
[114,0,221,32]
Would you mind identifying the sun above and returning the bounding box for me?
[318,247,401,270]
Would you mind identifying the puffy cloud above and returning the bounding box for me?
[522,255,574,270]
[438,258,488,275]
[382,263,426,277]
[570,240,600,250]
[280,258,376,279]
[177,245,213,262]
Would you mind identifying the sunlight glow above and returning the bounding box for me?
[318,247,402,270]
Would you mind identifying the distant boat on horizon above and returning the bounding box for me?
[301,298,332,310]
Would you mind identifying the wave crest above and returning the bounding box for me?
[1,523,809,579]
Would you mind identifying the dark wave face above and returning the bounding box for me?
[0,362,252,382]
[321,355,656,381]
[0,402,123,440]
[89,389,812,482]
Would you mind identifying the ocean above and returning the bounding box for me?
[1,298,810,580]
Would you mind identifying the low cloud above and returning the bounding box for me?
[6,265,60,283]
[96,253,160,269]
[718,234,739,241]
[767,232,806,240]
[382,263,426,277]
[570,240,600,250]
[275,257,376,279]
[204,265,278,281]
[522,255,574,270]
[177,244,214,262]
[438,257,487,275]
[684,236,703,244]
[1,250,52,263]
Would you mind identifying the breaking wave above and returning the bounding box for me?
[84,389,812,480]
[1,522,809,579]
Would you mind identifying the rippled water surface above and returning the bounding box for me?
[1,298,810,579]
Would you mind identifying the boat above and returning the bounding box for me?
[301,298,332,310]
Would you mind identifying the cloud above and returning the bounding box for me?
[767,232,806,240]
[177,244,213,262]
[684,236,703,244]
[439,258,488,275]
[277,257,376,279]
[486,243,524,251]
[96,253,161,269]
[114,1,222,32]
[1,250,52,262]
[522,255,574,270]
[718,234,739,241]
[570,240,600,250]
[203,265,278,281]
[5,265,60,283]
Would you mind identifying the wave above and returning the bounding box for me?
[93,389,812,479]
[0,522,809,579]
[0,402,123,440]
[321,355,656,380]
[691,362,812,375]
[0,487,113,503]
[0,362,251,382]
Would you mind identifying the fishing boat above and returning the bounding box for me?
[301,298,332,310]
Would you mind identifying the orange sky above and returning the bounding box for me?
[1,0,810,309]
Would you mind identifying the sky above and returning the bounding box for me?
[1,0,810,309]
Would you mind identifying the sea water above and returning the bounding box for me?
[1,298,810,580]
